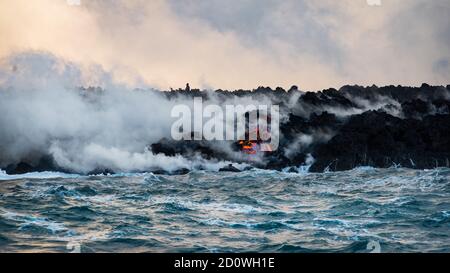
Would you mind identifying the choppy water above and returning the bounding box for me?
[0,167,449,253]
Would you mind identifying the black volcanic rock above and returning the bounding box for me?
[87,168,116,176]
[4,155,63,175]
[5,162,35,175]
[148,84,450,173]
[402,99,430,118]
[151,168,191,175]
[309,112,340,129]
[2,84,450,174]
[309,111,450,172]
[150,139,230,161]
[171,168,191,175]
[219,164,241,172]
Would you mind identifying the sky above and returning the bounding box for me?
[0,0,449,91]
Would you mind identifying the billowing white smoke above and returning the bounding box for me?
[0,52,240,173]
[0,52,409,174]
[283,129,335,160]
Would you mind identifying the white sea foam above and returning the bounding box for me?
[0,169,81,181]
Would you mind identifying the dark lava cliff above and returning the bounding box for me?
[2,84,450,174]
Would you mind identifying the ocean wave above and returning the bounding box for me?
[0,169,160,181]
[0,169,82,181]
[1,167,449,252]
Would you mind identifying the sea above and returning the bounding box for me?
[1,167,449,253]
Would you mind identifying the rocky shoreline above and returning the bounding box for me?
[2,84,450,175]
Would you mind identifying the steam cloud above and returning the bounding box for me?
[0,53,245,173]
[1,52,449,173]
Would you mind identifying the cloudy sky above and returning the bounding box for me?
[0,0,449,90]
